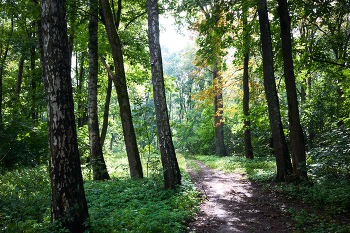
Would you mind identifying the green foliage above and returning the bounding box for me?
[174,106,216,155]
[0,154,199,232]
[0,120,48,169]
[307,126,350,180]
[86,173,199,232]
[287,208,350,233]
[0,166,51,232]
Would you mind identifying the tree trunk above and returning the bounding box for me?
[99,56,114,147]
[257,0,293,182]
[147,0,181,189]
[88,0,110,181]
[15,59,24,96]
[77,53,88,128]
[99,0,143,178]
[100,69,112,147]
[30,45,37,120]
[0,18,12,126]
[243,11,253,159]
[277,0,307,179]
[41,0,89,231]
[213,60,227,157]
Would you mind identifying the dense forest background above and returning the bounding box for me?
[0,0,349,232]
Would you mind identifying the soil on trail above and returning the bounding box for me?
[186,160,305,233]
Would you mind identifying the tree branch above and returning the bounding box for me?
[99,55,116,81]
[124,10,147,31]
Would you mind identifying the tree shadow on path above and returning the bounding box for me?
[186,160,307,233]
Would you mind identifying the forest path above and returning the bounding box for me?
[185,160,304,233]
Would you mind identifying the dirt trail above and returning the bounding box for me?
[186,160,303,233]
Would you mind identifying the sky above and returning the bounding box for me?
[159,16,193,53]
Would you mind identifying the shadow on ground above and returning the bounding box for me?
[186,160,305,233]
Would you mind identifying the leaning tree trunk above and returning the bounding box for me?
[99,56,114,147]
[277,0,307,179]
[147,0,181,190]
[41,0,89,231]
[213,60,227,157]
[100,68,112,147]
[88,0,110,180]
[243,10,253,159]
[99,0,143,178]
[257,0,293,182]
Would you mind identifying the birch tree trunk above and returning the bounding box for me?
[41,1,89,231]
[147,0,181,189]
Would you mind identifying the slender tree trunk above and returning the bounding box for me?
[243,11,253,159]
[40,1,89,231]
[300,78,306,102]
[99,0,143,178]
[98,56,114,147]
[88,0,110,181]
[30,45,37,120]
[277,0,307,179]
[147,0,181,189]
[0,18,12,126]
[100,69,112,147]
[35,4,45,83]
[15,59,24,96]
[213,60,227,157]
[77,53,87,128]
[257,0,293,182]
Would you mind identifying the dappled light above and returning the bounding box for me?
[0,0,350,232]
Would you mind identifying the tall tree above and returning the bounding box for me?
[213,60,227,157]
[99,0,143,178]
[41,0,89,231]
[88,0,110,180]
[277,0,307,178]
[257,0,293,182]
[0,17,13,126]
[147,0,182,189]
[197,1,228,157]
[242,4,253,159]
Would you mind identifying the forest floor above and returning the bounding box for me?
[185,160,310,233]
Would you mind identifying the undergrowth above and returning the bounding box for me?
[0,154,199,232]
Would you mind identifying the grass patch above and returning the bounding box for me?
[194,155,276,182]
[0,154,199,232]
[186,160,202,172]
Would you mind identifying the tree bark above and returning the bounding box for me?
[40,1,89,231]
[277,0,307,179]
[88,0,110,181]
[213,60,227,157]
[15,59,24,96]
[257,0,293,182]
[98,56,114,147]
[243,11,253,159]
[99,0,143,178]
[0,18,12,126]
[77,53,88,128]
[100,70,112,147]
[30,44,37,120]
[147,0,181,189]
